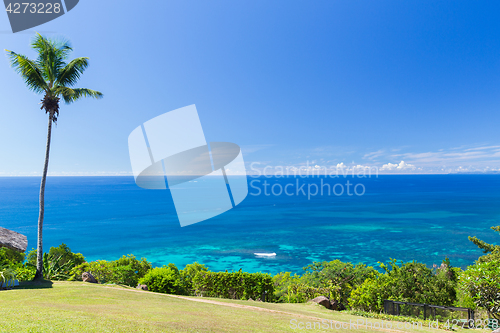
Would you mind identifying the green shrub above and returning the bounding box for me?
[273,271,334,303]
[15,265,35,281]
[48,243,85,267]
[349,259,458,312]
[193,269,273,300]
[139,264,185,294]
[273,272,302,302]
[433,258,460,306]
[459,260,500,320]
[179,262,208,295]
[1,248,35,282]
[468,226,500,255]
[477,248,500,264]
[25,243,85,278]
[0,264,17,287]
[71,255,152,287]
[25,248,37,266]
[348,276,384,311]
[273,260,376,305]
[0,247,24,267]
[301,260,377,306]
[39,252,75,280]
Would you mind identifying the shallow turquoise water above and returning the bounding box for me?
[0,175,499,274]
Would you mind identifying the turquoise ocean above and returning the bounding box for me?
[1,175,499,274]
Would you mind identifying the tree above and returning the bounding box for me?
[460,261,500,320]
[5,34,103,280]
[47,243,85,267]
[349,259,459,312]
[301,260,377,306]
[469,226,500,254]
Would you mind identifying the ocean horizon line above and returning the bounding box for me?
[1,172,500,177]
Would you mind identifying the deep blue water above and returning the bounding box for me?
[1,175,499,274]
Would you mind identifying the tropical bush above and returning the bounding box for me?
[459,260,500,320]
[302,260,377,305]
[0,247,24,267]
[38,253,75,280]
[15,265,36,281]
[193,269,273,300]
[26,243,85,275]
[1,247,34,282]
[283,282,333,303]
[0,264,17,287]
[139,264,185,295]
[477,248,500,264]
[273,260,376,305]
[348,276,383,312]
[468,226,500,255]
[273,271,302,302]
[349,259,458,312]
[47,243,85,267]
[23,244,85,281]
[179,262,208,294]
[71,255,152,286]
[274,272,345,304]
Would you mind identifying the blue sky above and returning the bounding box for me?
[1,0,500,175]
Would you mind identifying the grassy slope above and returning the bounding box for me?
[0,281,462,333]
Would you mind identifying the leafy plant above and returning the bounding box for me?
[459,260,500,320]
[71,255,152,286]
[349,259,458,312]
[477,248,500,264]
[301,260,377,306]
[469,226,500,256]
[192,269,274,300]
[48,243,85,267]
[179,262,208,295]
[272,260,376,306]
[0,247,25,267]
[348,276,384,311]
[26,243,84,267]
[29,253,75,280]
[0,264,17,288]
[139,265,184,295]
[273,272,302,303]
[15,265,36,282]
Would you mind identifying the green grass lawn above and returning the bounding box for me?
[0,281,465,333]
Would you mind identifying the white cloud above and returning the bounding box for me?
[360,144,500,173]
[381,161,417,172]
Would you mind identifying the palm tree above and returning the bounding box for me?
[5,34,103,280]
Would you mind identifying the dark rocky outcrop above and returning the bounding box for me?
[310,296,331,309]
[136,284,148,291]
[82,272,97,283]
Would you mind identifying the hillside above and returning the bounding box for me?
[0,281,460,333]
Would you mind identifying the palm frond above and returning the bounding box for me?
[54,87,103,104]
[55,57,89,87]
[31,33,71,84]
[5,50,48,93]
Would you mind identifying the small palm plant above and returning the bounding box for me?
[42,253,75,280]
[0,264,17,288]
[26,253,75,280]
[5,34,103,280]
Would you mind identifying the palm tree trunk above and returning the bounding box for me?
[33,113,53,280]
